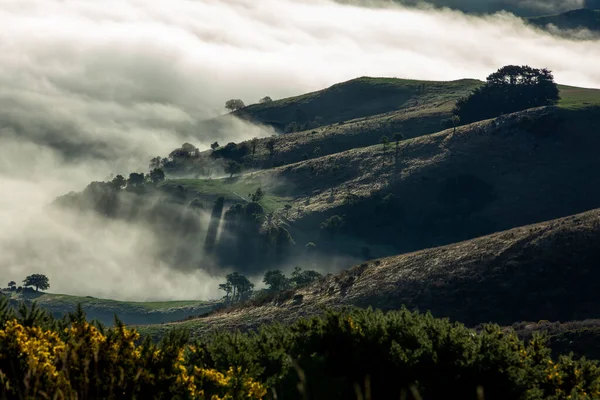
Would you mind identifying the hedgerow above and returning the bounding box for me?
[0,296,599,399]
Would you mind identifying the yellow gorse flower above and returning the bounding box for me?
[0,320,267,399]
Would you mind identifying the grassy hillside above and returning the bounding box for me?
[255,106,600,257]
[224,82,600,172]
[141,207,600,340]
[1,291,219,326]
[528,8,600,33]
[235,77,482,131]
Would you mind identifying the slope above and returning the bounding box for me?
[528,8,600,34]
[143,207,600,339]
[233,77,482,132]
[1,291,219,326]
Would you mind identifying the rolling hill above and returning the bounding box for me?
[0,291,219,326]
[528,8,600,34]
[140,207,600,341]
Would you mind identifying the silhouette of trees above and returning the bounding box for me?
[23,274,49,292]
[259,96,273,104]
[249,187,264,203]
[250,138,259,156]
[453,65,559,124]
[224,161,242,178]
[150,168,165,184]
[223,272,254,302]
[263,270,290,292]
[225,99,245,112]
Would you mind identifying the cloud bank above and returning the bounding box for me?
[2,0,600,300]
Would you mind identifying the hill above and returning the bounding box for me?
[140,208,600,344]
[234,77,482,132]
[213,81,600,172]
[528,8,600,35]
[0,291,219,326]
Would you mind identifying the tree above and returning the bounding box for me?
[22,274,49,292]
[225,99,245,112]
[263,270,290,292]
[265,139,276,159]
[149,156,162,170]
[290,267,322,287]
[210,142,220,151]
[453,65,559,124]
[110,175,126,190]
[224,160,242,178]
[127,173,145,187]
[219,282,233,302]
[7,281,16,290]
[249,187,264,203]
[392,132,404,155]
[250,138,259,156]
[150,168,165,184]
[259,96,273,104]
[225,272,254,302]
[380,136,390,153]
[321,215,344,239]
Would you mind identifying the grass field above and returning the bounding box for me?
[160,175,296,212]
[2,291,219,326]
[558,84,600,109]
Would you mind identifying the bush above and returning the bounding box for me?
[1,299,599,400]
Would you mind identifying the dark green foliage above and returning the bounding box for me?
[265,139,276,159]
[320,215,345,239]
[127,172,145,187]
[290,266,322,287]
[249,187,264,203]
[454,65,559,124]
[212,142,250,162]
[196,308,600,400]
[263,270,291,292]
[110,174,126,190]
[149,168,165,184]
[224,272,254,303]
[225,99,245,111]
[224,160,243,178]
[23,274,50,292]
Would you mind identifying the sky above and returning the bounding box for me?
[1,0,600,301]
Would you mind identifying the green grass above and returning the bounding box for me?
[160,176,295,212]
[558,84,600,109]
[3,291,219,326]
[235,76,482,131]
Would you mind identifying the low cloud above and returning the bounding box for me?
[2,0,600,300]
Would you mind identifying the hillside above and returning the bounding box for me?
[205,105,600,262]
[141,207,600,340]
[1,291,219,326]
[528,8,600,34]
[214,81,600,172]
[234,77,482,132]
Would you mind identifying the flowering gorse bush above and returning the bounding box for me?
[1,296,599,400]
[0,300,265,399]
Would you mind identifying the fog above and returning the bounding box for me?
[2,0,600,301]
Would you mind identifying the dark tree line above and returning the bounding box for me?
[4,274,50,292]
[453,65,560,125]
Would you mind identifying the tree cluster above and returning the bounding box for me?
[453,65,560,124]
[262,266,322,292]
[5,274,50,292]
[219,272,254,303]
